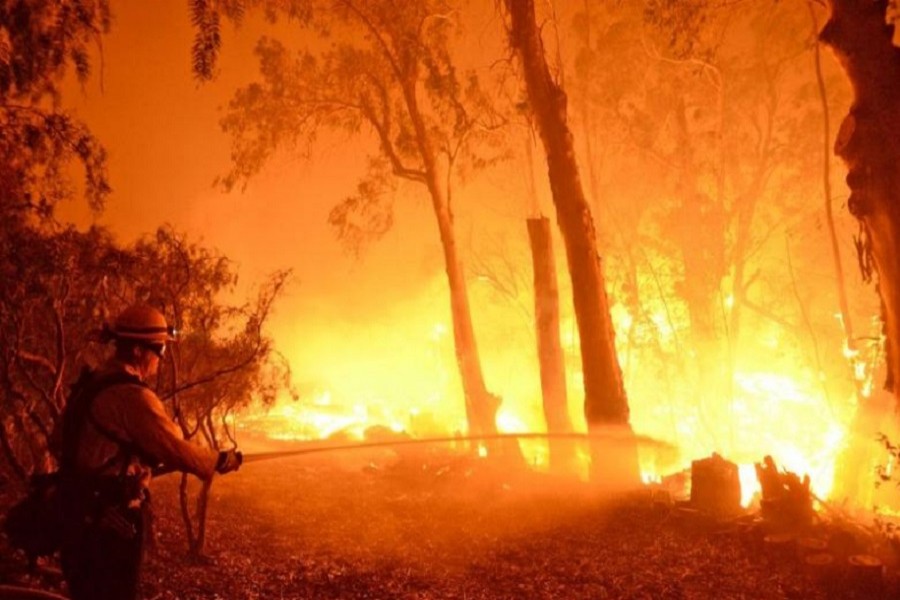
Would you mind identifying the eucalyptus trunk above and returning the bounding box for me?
[399,78,500,441]
[527,216,576,473]
[505,0,639,487]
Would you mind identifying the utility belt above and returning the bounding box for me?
[62,470,146,509]
[61,471,148,541]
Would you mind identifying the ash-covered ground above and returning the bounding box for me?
[3,448,897,599]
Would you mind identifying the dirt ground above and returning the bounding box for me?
[2,449,898,599]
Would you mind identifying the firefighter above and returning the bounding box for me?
[59,304,243,600]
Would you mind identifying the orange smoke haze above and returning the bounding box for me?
[55,0,896,511]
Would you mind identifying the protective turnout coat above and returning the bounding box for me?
[73,359,219,483]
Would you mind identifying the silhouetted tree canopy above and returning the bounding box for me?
[0,0,111,217]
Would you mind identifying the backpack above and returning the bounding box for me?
[3,471,64,565]
[2,367,147,564]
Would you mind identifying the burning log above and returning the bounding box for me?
[754,455,814,530]
[690,453,742,516]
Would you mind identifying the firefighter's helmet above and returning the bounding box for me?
[111,305,176,343]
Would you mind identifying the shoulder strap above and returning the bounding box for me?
[61,368,151,474]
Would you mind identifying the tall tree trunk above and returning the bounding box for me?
[821,2,900,504]
[527,216,576,473]
[399,79,500,442]
[504,0,639,488]
[822,3,900,402]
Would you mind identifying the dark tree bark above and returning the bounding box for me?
[822,2,900,400]
[504,0,639,487]
[527,216,576,472]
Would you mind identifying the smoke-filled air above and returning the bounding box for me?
[4,0,900,598]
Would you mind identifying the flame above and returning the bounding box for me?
[237,263,885,512]
[738,464,760,507]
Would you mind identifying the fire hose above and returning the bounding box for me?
[1,432,674,599]
[0,586,67,600]
[238,430,676,464]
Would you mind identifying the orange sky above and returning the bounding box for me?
[60,0,446,294]
[56,0,535,424]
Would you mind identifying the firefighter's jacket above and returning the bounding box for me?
[72,359,219,484]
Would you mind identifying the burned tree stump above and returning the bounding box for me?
[755,455,814,529]
[690,453,742,516]
[763,533,796,562]
[847,554,883,595]
[796,536,828,557]
[802,552,836,583]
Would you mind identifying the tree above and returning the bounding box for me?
[211,0,510,444]
[0,224,132,480]
[502,0,640,488]
[130,226,291,556]
[0,0,117,486]
[0,0,111,220]
[527,215,576,473]
[822,1,900,404]
[561,1,870,466]
[0,223,291,557]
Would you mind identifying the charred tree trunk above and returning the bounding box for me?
[505,0,639,488]
[812,4,889,505]
[527,216,576,473]
[822,3,900,401]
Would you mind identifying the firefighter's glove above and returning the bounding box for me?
[216,449,243,474]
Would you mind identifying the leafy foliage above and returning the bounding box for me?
[188,0,313,82]
[218,0,506,254]
[0,222,291,497]
[0,0,112,217]
[120,226,293,555]
[565,0,855,416]
[0,221,129,478]
[642,0,712,61]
